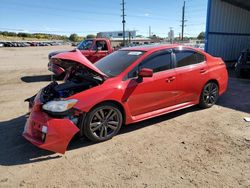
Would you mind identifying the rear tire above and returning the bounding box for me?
[83,103,123,142]
[199,82,219,108]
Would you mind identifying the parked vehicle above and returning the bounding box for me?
[0,41,64,48]
[48,38,113,77]
[71,42,79,46]
[23,45,228,153]
[235,49,250,78]
[4,42,15,47]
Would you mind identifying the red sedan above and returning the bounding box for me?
[23,45,228,153]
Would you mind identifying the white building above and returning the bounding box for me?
[97,31,136,39]
[168,29,174,42]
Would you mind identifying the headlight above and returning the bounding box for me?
[42,99,78,113]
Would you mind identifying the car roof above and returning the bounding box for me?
[120,44,199,52]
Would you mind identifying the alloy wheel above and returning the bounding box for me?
[89,107,120,139]
[202,82,218,105]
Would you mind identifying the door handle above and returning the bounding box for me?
[166,76,176,83]
[200,68,207,73]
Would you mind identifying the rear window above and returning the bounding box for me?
[95,50,144,77]
[175,50,205,68]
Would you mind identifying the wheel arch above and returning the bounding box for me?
[90,100,126,123]
[199,79,220,100]
[205,79,219,89]
[199,79,220,108]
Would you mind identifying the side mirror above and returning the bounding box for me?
[138,68,153,78]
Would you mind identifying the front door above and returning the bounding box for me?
[124,50,177,116]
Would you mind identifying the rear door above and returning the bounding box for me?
[124,50,177,116]
[173,48,208,104]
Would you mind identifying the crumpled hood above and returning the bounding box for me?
[52,49,107,78]
[48,50,69,59]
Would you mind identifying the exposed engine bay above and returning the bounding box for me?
[42,60,103,103]
[26,60,104,107]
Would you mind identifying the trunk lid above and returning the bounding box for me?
[52,49,107,78]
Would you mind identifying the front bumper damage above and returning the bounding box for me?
[23,93,80,154]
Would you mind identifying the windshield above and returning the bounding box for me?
[95,50,144,77]
[77,40,93,50]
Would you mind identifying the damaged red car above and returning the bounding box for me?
[23,45,228,154]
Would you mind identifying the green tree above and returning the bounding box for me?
[197,32,205,40]
[86,34,96,39]
[69,33,79,42]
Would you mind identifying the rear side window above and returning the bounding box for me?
[175,50,205,68]
[196,53,205,63]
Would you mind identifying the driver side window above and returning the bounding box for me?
[92,41,108,51]
[127,51,172,79]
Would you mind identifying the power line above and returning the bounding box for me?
[0,1,205,38]
[1,1,121,17]
[2,1,177,22]
[0,28,99,34]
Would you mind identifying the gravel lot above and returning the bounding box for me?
[0,46,250,188]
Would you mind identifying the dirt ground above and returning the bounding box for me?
[0,46,250,188]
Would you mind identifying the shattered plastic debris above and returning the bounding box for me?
[244,117,250,122]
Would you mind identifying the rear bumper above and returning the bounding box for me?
[23,110,79,154]
[218,69,228,96]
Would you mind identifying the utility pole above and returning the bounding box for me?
[121,0,126,46]
[149,26,151,37]
[128,31,131,44]
[181,1,186,41]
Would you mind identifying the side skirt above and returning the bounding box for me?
[130,101,197,124]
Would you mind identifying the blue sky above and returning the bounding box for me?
[0,0,208,37]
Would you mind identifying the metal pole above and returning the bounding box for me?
[181,1,186,41]
[121,0,126,46]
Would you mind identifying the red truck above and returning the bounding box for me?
[48,38,114,76]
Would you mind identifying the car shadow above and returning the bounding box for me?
[0,115,58,166]
[0,106,200,166]
[217,68,250,114]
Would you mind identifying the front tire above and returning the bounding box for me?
[199,82,219,108]
[83,103,123,142]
